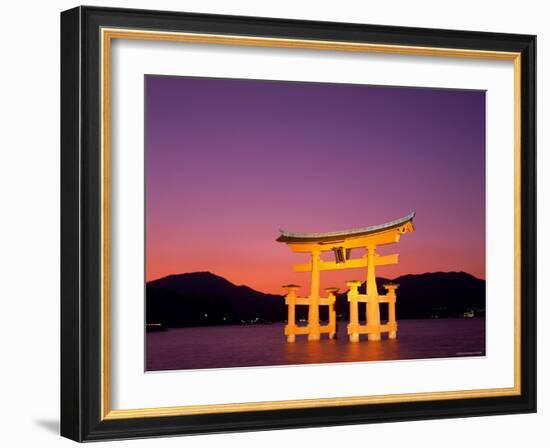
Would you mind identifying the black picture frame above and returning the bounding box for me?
[61,5,536,442]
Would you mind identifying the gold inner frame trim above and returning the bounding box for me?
[100,27,522,420]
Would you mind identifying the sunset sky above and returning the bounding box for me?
[145,76,486,294]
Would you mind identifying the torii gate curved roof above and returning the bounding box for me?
[276,211,416,244]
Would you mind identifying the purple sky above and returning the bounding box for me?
[146,75,486,294]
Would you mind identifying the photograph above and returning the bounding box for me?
[145,75,487,372]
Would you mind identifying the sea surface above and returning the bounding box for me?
[146,318,485,371]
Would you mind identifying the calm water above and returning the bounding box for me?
[146,318,485,371]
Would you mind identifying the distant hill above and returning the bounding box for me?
[146,272,285,327]
[146,271,485,327]
[334,271,486,321]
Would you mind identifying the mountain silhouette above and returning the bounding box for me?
[333,271,486,321]
[146,272,285,327]
[146,271,485,327]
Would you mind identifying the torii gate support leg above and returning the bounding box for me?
[347,281,361,342]
[283,285,299,342]
[384,284,399,339]
[326,288,338,339]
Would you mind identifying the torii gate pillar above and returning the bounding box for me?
[366,245,382,341]
[307,250,321,341]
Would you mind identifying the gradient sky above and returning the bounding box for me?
[145,76,486,294]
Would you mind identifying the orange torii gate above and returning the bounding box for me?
[277,212,415,342]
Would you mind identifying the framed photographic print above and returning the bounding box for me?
[60,6,536,442]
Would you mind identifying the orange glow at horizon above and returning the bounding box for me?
[146,229,486,294]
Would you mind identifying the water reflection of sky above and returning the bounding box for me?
[147,319,485,372]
